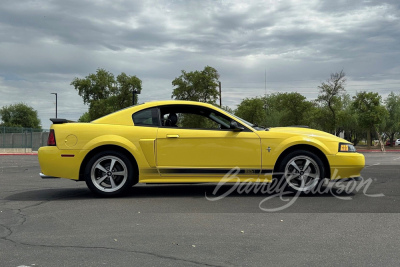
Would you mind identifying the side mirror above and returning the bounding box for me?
[230,121,244,131]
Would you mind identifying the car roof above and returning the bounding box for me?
[139,100,215,109]
[91,100,224,125]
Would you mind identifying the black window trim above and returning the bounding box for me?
[157,104,253,132]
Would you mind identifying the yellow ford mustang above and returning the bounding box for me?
[38,100,365,197]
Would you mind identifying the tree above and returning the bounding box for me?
[384,92,400,146]
[234,93,314,128]
[316,70,346,134]
[172,66,220,104]
[78,112,91,122]
[336,94,362,145]
[263,94,283,127]
[272,92,314,126]
[311,105,332,132]
[71,68,142,120]
[235,97,267,126]
[352,91,388,150]
[220,105,234,114]
[0,103,41,129]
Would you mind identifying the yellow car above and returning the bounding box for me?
[38,100,365,197]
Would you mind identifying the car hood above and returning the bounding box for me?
[258,127,347,143]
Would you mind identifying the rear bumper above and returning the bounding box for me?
[40,173,60,179]
[38,146,87,180]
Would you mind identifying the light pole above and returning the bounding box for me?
[51,93,57,118]
[132,88,140,105]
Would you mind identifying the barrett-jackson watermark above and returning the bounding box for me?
[205,167,384,212]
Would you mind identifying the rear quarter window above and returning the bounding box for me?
[132,108,160,127]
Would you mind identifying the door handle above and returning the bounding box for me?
[166,134,180,138]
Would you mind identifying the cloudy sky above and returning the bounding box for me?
[0,0,399,129]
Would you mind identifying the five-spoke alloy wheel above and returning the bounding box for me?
[85,151,136,197]
[278,150,325,192]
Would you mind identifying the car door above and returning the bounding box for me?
[156,104,262,179]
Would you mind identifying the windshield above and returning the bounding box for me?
[214,106,266,130]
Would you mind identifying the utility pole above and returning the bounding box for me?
[51,93,57,118]
[219,81,222,107]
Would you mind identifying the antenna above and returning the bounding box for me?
[264,68,267,96]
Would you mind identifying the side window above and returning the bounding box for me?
[160,105,240,130]
[162,113,220,129]
[132,108,160,127]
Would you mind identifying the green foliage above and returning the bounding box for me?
[235,97,267,126]
[352,91,388,148]
[316,71,346,133]
[78,112,91,122]
[271,92,314,126]
[220,105,234,114]
[0,103,41,129]
[71,68,142,120]
[311,105,332,131]
[235,93,314,127]
[179,114,219,129]
[263,94,283,127]
[337,94,362,145]
[384,92,400,145]
[172,66,220,104]
[352,91,388,130]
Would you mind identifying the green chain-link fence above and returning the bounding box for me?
[0,127,50,153]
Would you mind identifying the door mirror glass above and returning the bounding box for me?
[230,121,244,131]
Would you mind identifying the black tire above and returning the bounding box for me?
[84,150,136,197]
[277,150,326,193]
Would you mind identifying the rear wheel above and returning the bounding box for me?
[277,150,325,193]
[84,150,136,197]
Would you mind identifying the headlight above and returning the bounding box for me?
[339,143,356,152]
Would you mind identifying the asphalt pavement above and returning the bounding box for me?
[0,153,400,267]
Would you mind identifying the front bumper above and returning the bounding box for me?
[327,152,365,180]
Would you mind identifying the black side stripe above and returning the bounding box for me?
[159,168,273,174]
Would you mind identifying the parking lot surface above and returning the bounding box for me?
[1,153,400,267]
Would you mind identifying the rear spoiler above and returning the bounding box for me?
[50,118,75,124]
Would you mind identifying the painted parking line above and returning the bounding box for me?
[0,153,38,156]
[365,163,381,168]
[0,166,19,169]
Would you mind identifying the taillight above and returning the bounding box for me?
[48,129,56,146]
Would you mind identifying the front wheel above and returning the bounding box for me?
[84,151,136,197]
[277,150,326,193]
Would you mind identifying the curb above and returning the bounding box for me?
[358,150,400,153]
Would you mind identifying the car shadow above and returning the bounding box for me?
[130,184,356,198]
[4,183,355,202]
